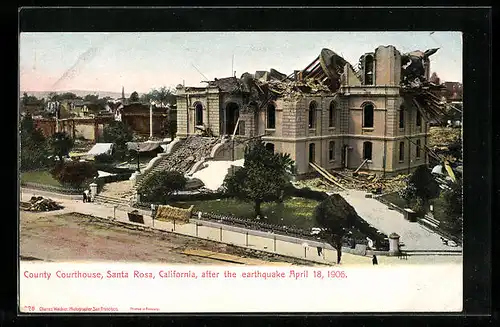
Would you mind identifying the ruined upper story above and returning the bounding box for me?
[176,45,445,137]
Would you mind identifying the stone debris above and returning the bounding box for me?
[296,171,410,194]
[136,136,221,189]
[428,126,461,147]
[24,196,64,212]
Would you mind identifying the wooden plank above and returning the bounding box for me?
[309,162,345,190]
[354,159,368,174]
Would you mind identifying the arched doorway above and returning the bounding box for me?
[265,143,275,153]
[309,143,316,163]
[225,102,240,135]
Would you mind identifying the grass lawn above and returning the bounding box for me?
[170,197,320,230]
[20,170,62,187]
[380,192,446,222]
[380,192,408,209]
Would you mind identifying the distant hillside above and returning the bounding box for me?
[20,90,133,99]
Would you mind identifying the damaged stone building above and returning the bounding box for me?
[176,45,445,176]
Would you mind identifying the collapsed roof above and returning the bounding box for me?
[200,46,449,121]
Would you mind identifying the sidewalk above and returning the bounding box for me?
[20,189,462,267]
[339,190,463,252]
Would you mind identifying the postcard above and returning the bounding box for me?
[19,31,463,313]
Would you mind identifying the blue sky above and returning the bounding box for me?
[20,32,462,94]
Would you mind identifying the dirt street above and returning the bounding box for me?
[20,210,312,265]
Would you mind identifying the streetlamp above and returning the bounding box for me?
[135,143,140,172]
[302,242,309,258]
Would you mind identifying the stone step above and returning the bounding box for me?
[94,195,130,206]
[419,218,439,229]
[134,136,221,189]
[424,215,441,226]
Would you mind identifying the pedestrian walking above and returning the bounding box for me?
[317,246,323,257]
[372,255,378,265]
[83,189,89,203]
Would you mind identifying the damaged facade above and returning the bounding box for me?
[176,45,445,176]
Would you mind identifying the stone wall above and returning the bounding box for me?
[374,45,402,86]
[176,88,220,138]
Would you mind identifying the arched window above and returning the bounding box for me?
[267,103,276,129]
[195,103,203,126]
[329,141,336,161]
[309,143,316,163]
[416,139,421,158]
[399,108,405,129]
[416,110,422,128]
[363,141,373,160]
[364,55,374,85]
[329,101,336,128]
[363,103,374,128]
[265,143,275,153]
[308,101,317,129]
[399,142,405,161]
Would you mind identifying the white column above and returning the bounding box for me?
[149,103,153,139]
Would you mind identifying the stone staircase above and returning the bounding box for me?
[133,136,222,192]
[420,214,441,229]
[94,194,131,207]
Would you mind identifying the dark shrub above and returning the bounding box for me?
[138,170,187,204]
[51,161,98,188]
[94,153,114,164]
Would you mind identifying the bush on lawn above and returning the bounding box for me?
[137,170,187,204]
[94,153,114,164]
[51,161,98,188]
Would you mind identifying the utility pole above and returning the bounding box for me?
[136,144,140,172]
[149,102,153,140]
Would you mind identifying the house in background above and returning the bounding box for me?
[117,102,176,138]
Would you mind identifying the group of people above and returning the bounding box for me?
[82,189,93,203]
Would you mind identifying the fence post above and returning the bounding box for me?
[274,235,276,252]
[246,232,249,246]
[220,227,222,242]
[196,223,199,236]
[173,219,176,231]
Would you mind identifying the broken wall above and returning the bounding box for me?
[176,88,221,137]
[374,45,402,86]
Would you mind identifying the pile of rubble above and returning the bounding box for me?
[297,171,410,194]
[428,126,461,147]
[136,136,221,189]
[257,77,332,100]
[24,196,64,212]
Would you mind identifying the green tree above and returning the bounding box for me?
[138,170,187,203]
[22,92,29,105]
[84,94,99,102]
[48,92,58,102]
[48,132,74,162]
[51,161,98,188]
[59,92,79,100]
[441,179,463,237]
[19,114,49,170]
[315,194,357,264]
[408,165,440,210]
[163,119,177,140]
[151,86,177,106]
[223,139,295,217]
[129,91,140,102]
[101,121,134,158]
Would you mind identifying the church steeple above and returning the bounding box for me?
[121,86,125,100]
